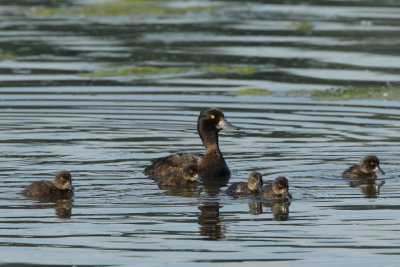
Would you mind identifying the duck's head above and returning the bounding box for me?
[361,155,385,175]
[183,164,199,182]
[272,176,291,199]
[198,107,239,133]
[54,170,73,191]
[247,172,263,191]
[197,108,239,146]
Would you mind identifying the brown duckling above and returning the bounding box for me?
[156,164,199,186]
[342,155,385,179]
[225,172,263,196]
[22,170,74,198]
[258,176,291,200]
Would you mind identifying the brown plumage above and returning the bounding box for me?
[342,155,385,179]
[156,164,199,186]
[22,170,74,198]
[258,176,291,200]
[144,108,239,186]
[225,172,263,196]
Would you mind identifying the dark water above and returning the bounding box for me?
[1,0,400,266]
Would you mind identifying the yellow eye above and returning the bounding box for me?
[210,115,215,119]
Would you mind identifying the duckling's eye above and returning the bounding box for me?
[210,114,215,119]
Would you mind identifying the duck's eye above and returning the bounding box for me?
[210,114,215,119]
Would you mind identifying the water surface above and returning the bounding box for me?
[1,0,400,266]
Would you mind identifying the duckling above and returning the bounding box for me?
[144,107,239,186]
[22,170,74,198]
[258,176,291,200]
[156,164,199,186]
[225,172,263,196]
[342,155,385,179]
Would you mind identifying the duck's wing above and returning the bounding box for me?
[21,181,55,197]
[258,184,274,199]
[342,165,361,178]
[225,182,249,195]
[144,153,203,178]
[225,183,239,195]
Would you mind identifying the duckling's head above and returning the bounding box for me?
[272,176,291,199]
[247,172,263,191]
[183,164,199,182]
[54,170,73,191]
[361,155,385,175]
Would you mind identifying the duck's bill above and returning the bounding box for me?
[65,184,74,191]
[219,118,239,131]
[283,190,292,199]
[192,174,200,182]
[256,182,263,190]
[374,166,385,175]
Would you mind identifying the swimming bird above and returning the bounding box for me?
[22,170,74,198]
[144,107,239,186]
[225,172,263,196]
[258,176,291,200]
[342,155,385,179]
[156,164,199,186]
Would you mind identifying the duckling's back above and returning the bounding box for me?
[22,181,56,197]
[225,182,251,195]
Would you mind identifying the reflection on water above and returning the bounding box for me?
[248,201,290,220]
[248,201,262,215]
[24,196,73,219]
[198,202,225,241]
[350,179,386,198]
[1,0,400,266]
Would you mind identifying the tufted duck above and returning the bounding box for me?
[22,170,74,198]
[342,155,385,179]
[144,108,239,186]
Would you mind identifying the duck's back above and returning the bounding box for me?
[225,182,251,195]
[342,165,376,179]
[22,181,57,197]
[22,181,73,198]
[258,185,281,200]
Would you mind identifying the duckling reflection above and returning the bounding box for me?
[248,201,263,215]
[265,201,290,221]
[349,179,385,198]
[248,201,290,220]
[30,198,73,219]
[198,202,225,241]
[159,184,222,198]
[159,184,198,198]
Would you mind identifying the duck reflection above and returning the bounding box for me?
[349,179,385,198]
[248,201,290,220]
[29,197,73,219]
[159,184,222,198]
[159,184,198,198]
[198,202,225,241]
[265,201,290,221]
[248,201,263,215]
